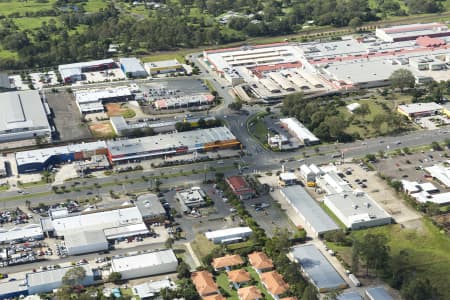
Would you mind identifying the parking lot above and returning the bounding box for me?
[46,91,92,141]
[338,163,422,224]
[375,149,450,191]
[139,78,210,114]
[161,184,241,241]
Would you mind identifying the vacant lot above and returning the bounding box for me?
[105,103,136,118]
[46,91,92,141]
[329,219,450,299]
[89,122,115,138]
[341,93,414,139]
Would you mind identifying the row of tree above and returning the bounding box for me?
[0,0,446,70]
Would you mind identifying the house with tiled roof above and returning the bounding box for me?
[248,251,274,273]
[211,254,244,271]
[227,269,251,288]
[237,286,262,300]
[203,294,227,300]
[261,271,289,299]
[191,270,219,297]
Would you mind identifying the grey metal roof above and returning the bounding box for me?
[135,193,166,218]
[119,57,147,74]
[107,126,236,157]
[0,90,50,134]
[26,264,93,287]
[15,141,107,166]
[64,230,108,249]
[291,244,346,291]
[0,73,11,89]
[0,280,28,296]
[365,287,394,300]
[337,292,363,300]
[281,186,339,234]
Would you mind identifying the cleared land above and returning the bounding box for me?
[105,103,136,118]
[89,122,114,138]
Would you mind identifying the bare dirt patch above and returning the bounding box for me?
[89,122,114,138]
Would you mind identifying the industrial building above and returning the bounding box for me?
[74,86,134,114]
[64,230,109,255]
[0,224,44,244]
[290,244,346,292]
[41,206,148,241]
[205,226,253,244]
[397,102,442,119]
[225,176,255,200]
[324,191,392,230]
[365,286,394,300]
[26,265,95,294]
[337,292,363,300]
[0,73,12,91]
[135,193,166,224]
[280,118,320,146]
[119,57,148,78]
[425,164,450,188]
[375,23,450,42]
[110,249,178,280]
[0,281,28,300]
[15,141,108,173]
[203,24,450,99]
[278,172,297,186]
[300,164,324,183]
[0,90,51,143]
[280,186,340,237]
[153,93,215,110]
[176,187,207,212]
[106,126,240,163]
[58,59,118,83]
[144,59,185,75]
[316,171,353,195]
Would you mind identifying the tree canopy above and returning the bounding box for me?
[389,69,415,90]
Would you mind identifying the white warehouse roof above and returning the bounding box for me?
[425,164,450,188]
[205,226,253,240]
[0,224,43,243]
[280,117,320,144]
[111,249,177,273]
[324,192,391,229]
[50,206,143,236]
[398,102,442,115]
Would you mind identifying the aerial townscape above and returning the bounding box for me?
[1,1,450,300]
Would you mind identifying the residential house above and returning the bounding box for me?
[238,286,262,300]
[211,254,244,271]
[191,271,219,298]
[261,271,289,299]
[227,269,251,288]
[248,252,274,273]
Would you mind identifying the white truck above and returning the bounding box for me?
[349,273,361,287]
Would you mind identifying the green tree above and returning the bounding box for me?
[401,278,439,300]
[431,141,442,151]
[228,101,243,111]
[108,272,122,284]
[353,233,390,276]
[348,17,362,29]
[302,284,318,300]
[177,261,191,279]
[389,69,415,91]
[62,266,86,287]
[353,103,370,120]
